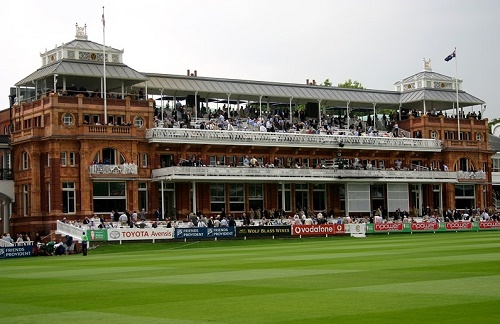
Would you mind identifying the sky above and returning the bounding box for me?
[1,0,499,119]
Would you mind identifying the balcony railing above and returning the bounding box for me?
[88,163,138,175]
[151,166,458,183]
[146,128,443,151]
[457,170,486,180]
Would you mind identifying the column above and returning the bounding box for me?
[192,181,197,214]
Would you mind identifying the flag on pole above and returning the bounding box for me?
[102,12,105,28]
[444,49,456,62]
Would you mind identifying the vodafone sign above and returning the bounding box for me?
[374,223,403,232]
[445,222,472,230]
[479,221,500,229]
[411,222,439,231]
[292,224,344,236]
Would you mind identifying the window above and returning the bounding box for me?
[459,157,471,171]
[248,184,264,212]
[431,131,438,139]
[455,184,475,210]
[295,183,309,212]
[23,184,29,216]
[313,184,326,211]
[47,181,51,212]
[210,183,225,213]
[93,147,125,165]
[134,116,144,128]
[278,183,291,212]
[62,182,76,214]
[69,152,76,166]
[339,184,346,212]
[371,184,385,212]
[433,185,441,210]
[47,154,50,167]
[138,182,148,212]
[6,153,11,169]
[61,152,67,166]
[62,113,73,126]
[141,153,148,167]
[93,182,126,213]
[476,133,483,141]
[117,115,124,125]
[229,183,245,212]
[22,151,29,170]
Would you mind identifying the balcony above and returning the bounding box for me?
[151,166,458,183]
[146,128,443,152]
[88,163,138,178]
[457,170,486,180]
[12,125,143,142]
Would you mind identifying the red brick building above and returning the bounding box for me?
[1,27,490,237]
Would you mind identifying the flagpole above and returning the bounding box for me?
[455,47,460,139]
[102,6,107,124]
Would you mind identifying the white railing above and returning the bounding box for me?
[146,128,442,152]
[151,166,458,182]
[88,163,138,175]
[0,239,14,247]
[56,221,85,240]
[457,170,487,180]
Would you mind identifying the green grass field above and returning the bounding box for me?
[1,232,500,323]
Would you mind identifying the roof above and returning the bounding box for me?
[398,71,456,84]
[62,39,123,53]
[400,88,484,110]
[15,60,148,92]
[138,74,402,107]
[489,134,500,152]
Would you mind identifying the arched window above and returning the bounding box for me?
[21,151,29,170]
[93,147,126,165]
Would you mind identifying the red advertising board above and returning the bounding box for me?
[479,221,500,229]
[410,222,439,231]
[445,222,472,231]
[292,224,344,236]
[374,223,403,232]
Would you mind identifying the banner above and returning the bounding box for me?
[236,226,291,237]
[478,221,500,230]
[175,227,236,239]
[410,222,439,231]
[374,223,403,232]
[445,222,472,231]
[107,228,174,241]
[89,229,108,241]
[0,245,34,259]
[292,224,343,236]
[207,227,235,238]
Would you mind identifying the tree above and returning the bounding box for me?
[338,79,364,89]
[321,79,332,87]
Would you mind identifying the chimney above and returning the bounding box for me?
[306,79,309,85]
[313,80,316,85]
[194,70,197,77]
[187,69,190,76]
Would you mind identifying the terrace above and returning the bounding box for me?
[146,128,442,152]
[150,166,459,183]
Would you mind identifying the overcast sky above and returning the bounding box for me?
[1,0,499,119]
